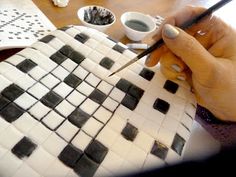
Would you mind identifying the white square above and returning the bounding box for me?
[52,65,70,81]
[0,75,11,92]
[110,135,132,158]
[14,93,37,110]
[61,59,77,72]
[15,74,36,91]
[80,58,96,73]
[28,66,47,80]
[106,49,121,61]
[71,130,92,151]
[0,62,14,74]
[66,90,86,106]
[3,67,25,83]
[107,114,126,133]
[96,126,118,148]
[29,102,51,120]
[143,154,165,170]
[93,106,112,124]
[73,65,89,80]
[6,55,25,66]
[109,87,126,102]
[76,82,94,96]
[157,127,176,147]
[84,38,99,49]
[128,112,146,130]
[115,105,133,120]
[13,163,41,177]
[28,123,52,144]
[74,43,92,57]
[104,73,120,86]
[79,98,99,115]
[87,50,104,64]
[96,44,111,55]
[56,120,78,142]
[97,81,113,95]
[85,73,101,87]
[162,116,179,132]
[48,38,65,50]
[176,124,190,141]
[93,65,110,79]
[102,38,116,48]
[53,82,73,98]
[40,74,60,89]
[42,111,65,130]
[133,131,154,153]
[32,42,56,57]
[28,82,49,99]
[0,117,10,134]
[82,117,103,137]
[102,97,119,112]
[55,100,75,117]
[43,160,70,177]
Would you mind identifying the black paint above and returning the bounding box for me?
[74,33,89,43]
[171,133,185,155]
[125,20,150,32]
[0,103,24,122]
[88,89,106,104]
[64,74,82,88]
[153,98,170,114]
[128,85,144,100]
[116,79,132,93]
[163,80,179,94]
[139,68,155,81]
[0,95,10,110]
[1,84,24,101]
[16,59,37,73]
[50,51,67,64]
[99,57,114,70]
[41,91,63,108]
[112,44,126,53]
[121,94,138,110]
[39,35,55,43]
[68,108,90,128]
[151,141,168,160]
[121,123,138,141]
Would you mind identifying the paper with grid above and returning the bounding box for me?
[0,25,196,177]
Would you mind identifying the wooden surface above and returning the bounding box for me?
[1,0,233,61]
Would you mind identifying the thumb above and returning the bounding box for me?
[162,24,215,76]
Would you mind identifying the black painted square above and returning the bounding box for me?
[163,80,179,94]
[50,51,67,64]
[58,144,83,168]
[139,68,155,81]
[74,33,89,43]
[151,141,168,160]
[121,123,138,141]
[1,84,24,101]
[0,95,10,110]
[153,98,170,114]
[88,89,106,104]
[11,136,37,159]
[85,140,108,163]
[121,94,138,110]
[74,154,99,177]
[112,44,126,53]
[39,34,55,43]
[41,91,63,108]
[99,57,114,70]
[59,45,74,57]
[59,26,71,31]
[116,79,132,93]
[64,74,82,88]
[0,103,24,122]
[16,59,37,73]
[128,85,144,100]
[171,133,185,155]
[68,108,90,128]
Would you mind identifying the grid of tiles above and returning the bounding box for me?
[0,25,197,177]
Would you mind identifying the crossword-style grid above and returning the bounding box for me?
[0,26,196,177]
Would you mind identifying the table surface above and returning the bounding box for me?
[1,0,234,61]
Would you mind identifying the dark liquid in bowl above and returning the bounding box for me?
[125,20,150,32]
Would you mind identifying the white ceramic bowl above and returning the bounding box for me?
[121,12,156,41]
[77,5,116,32]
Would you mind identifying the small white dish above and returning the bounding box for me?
[77,5,116,32]
[121,11,156,41]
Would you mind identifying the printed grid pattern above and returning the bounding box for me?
[0,25,197,177]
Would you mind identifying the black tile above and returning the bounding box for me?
[41,91,63,108]
[139,68,155,81]
[121,94,138,111]
[0,95,10,110]
[151,141,168,160]
[59,45,74,57]
[68,108,90,128]
[39,35,55,43]
[153,98,170,114]
[16,59,37,73]
[74,154,99,177]
[1,84,24,101]
[112,44,126,53]
[85,140,108,163]
[116,79,132,93]
[171,133,185,155]
[69,51,85,65]
[58,144,83,168]
[99,57,114,70]
[64,74,82,88]
[11,136,37,159]
[88,89,106,104]
[121,123,138,141]
[163,80,179,94]
[58,26,71,31]
[128,85,144,100]
[0,103,24,122]
[50,51,67,64]
[74,33,89,43]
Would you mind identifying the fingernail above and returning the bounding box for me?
[177,76,186,81]
[163,24,179,39]
[171,64,181,72]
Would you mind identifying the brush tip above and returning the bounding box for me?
[108,72,115,77]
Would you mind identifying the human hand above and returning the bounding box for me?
[145,6,236,121]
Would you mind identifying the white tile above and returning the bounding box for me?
[26,147,56,175]
[74,43,92,57]
[0,118,10,134]
[55,100,75,117]
[32,41,56,57]
[157,127,176,147]
[87,50,104,64]
[15,74,36,91]
[141,120,159,138]
[28,82,49,99]
[181,113,193,130]
[43,133,67,157]
[115,105,133,120]
[13,163,40,177]
[96,44,111,55]
[65,27,79,37]
[91,32,107,42]
[0,145,8,159]
[97,81,113,95]
[143,153,165,170]
[119,160,139,177]
[176,86,190,100]
[56,120,78,142]
[166,104,185,122]
[80,58,97,73]
[13,113,38,134]
[48,38,65,50]
[94,106,112,124]
[123,49,137,59]
[61,59,77,72]
[134,131,155,153]
[104,73,120,86]
[102,97,119,112]
[106,48,121,61]
[93,65,110,79]
[85,73,101,87]
[161,116,179,132]
[0,75,11,92]
[28,123,52,144]
[28,66,47,80]
[82,117,103,137]
[107,114,126,133]
[109,87,125,102]
[3,67,25,82]
[79,98,99,115]
[6,55,25,66]
[0,62,15,74]
[73,65,89,80]
[85,38,100,49]
[102,38,116,48]
[29,102,51,120]
[111,135,132,158]
[71,130,92,151]
[52,65,70,81]
[129,63,143,74]
[66,90,86,106]
[128,112,146,130]
[96,126,118,148]
[94,166,113,177]
[0,125,23,149]
[43,160,70,177]
[185,103,196,119]
[165,148,182,165]
[40,74,60,89]
[42,111,65,130]
[14,93,37,110]
[76,81,94,96]
[53,82,73,98]
[176,124,190,141]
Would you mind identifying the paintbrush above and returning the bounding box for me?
[108,0,232,77]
